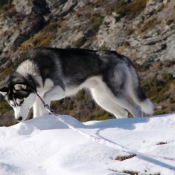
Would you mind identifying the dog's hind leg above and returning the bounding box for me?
[91,76,143,118]
[90,86,128,118]
[129,76,154,116]
[109,90,142,118]
[111,96,143,118]
[125,64,154,116]
[103,61,144,117]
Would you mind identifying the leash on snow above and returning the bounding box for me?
[36,93,175,162]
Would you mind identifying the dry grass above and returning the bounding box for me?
[115,154,136,161]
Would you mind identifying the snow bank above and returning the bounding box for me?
[0,114,175,175]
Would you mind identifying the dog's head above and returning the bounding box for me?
[0,72,36,122]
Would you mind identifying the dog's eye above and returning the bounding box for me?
[16,98,24,105]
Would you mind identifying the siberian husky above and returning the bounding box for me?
[0,47,153,122]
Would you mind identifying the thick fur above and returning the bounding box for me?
[0,47,153,121]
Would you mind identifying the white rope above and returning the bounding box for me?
[36,93,175,162]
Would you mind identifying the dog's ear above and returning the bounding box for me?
[0,86,8,96]
[14,84,27,91]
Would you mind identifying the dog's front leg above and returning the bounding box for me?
[33,86,65,118]
[33,97,49,118]
[43,85,66,103]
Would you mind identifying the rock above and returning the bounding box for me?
[12,0,32,15]
[60,0,78,16]
[145,0,163,16]
[161,33,175,60]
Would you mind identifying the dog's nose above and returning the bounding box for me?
[17,116,23,122]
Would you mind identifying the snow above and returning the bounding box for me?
[0,114,175,175]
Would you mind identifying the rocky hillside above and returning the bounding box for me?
[0,0,175,126]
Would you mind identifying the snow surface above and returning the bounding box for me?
[0,114,175,175]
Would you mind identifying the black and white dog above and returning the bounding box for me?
[0,47,153,122]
